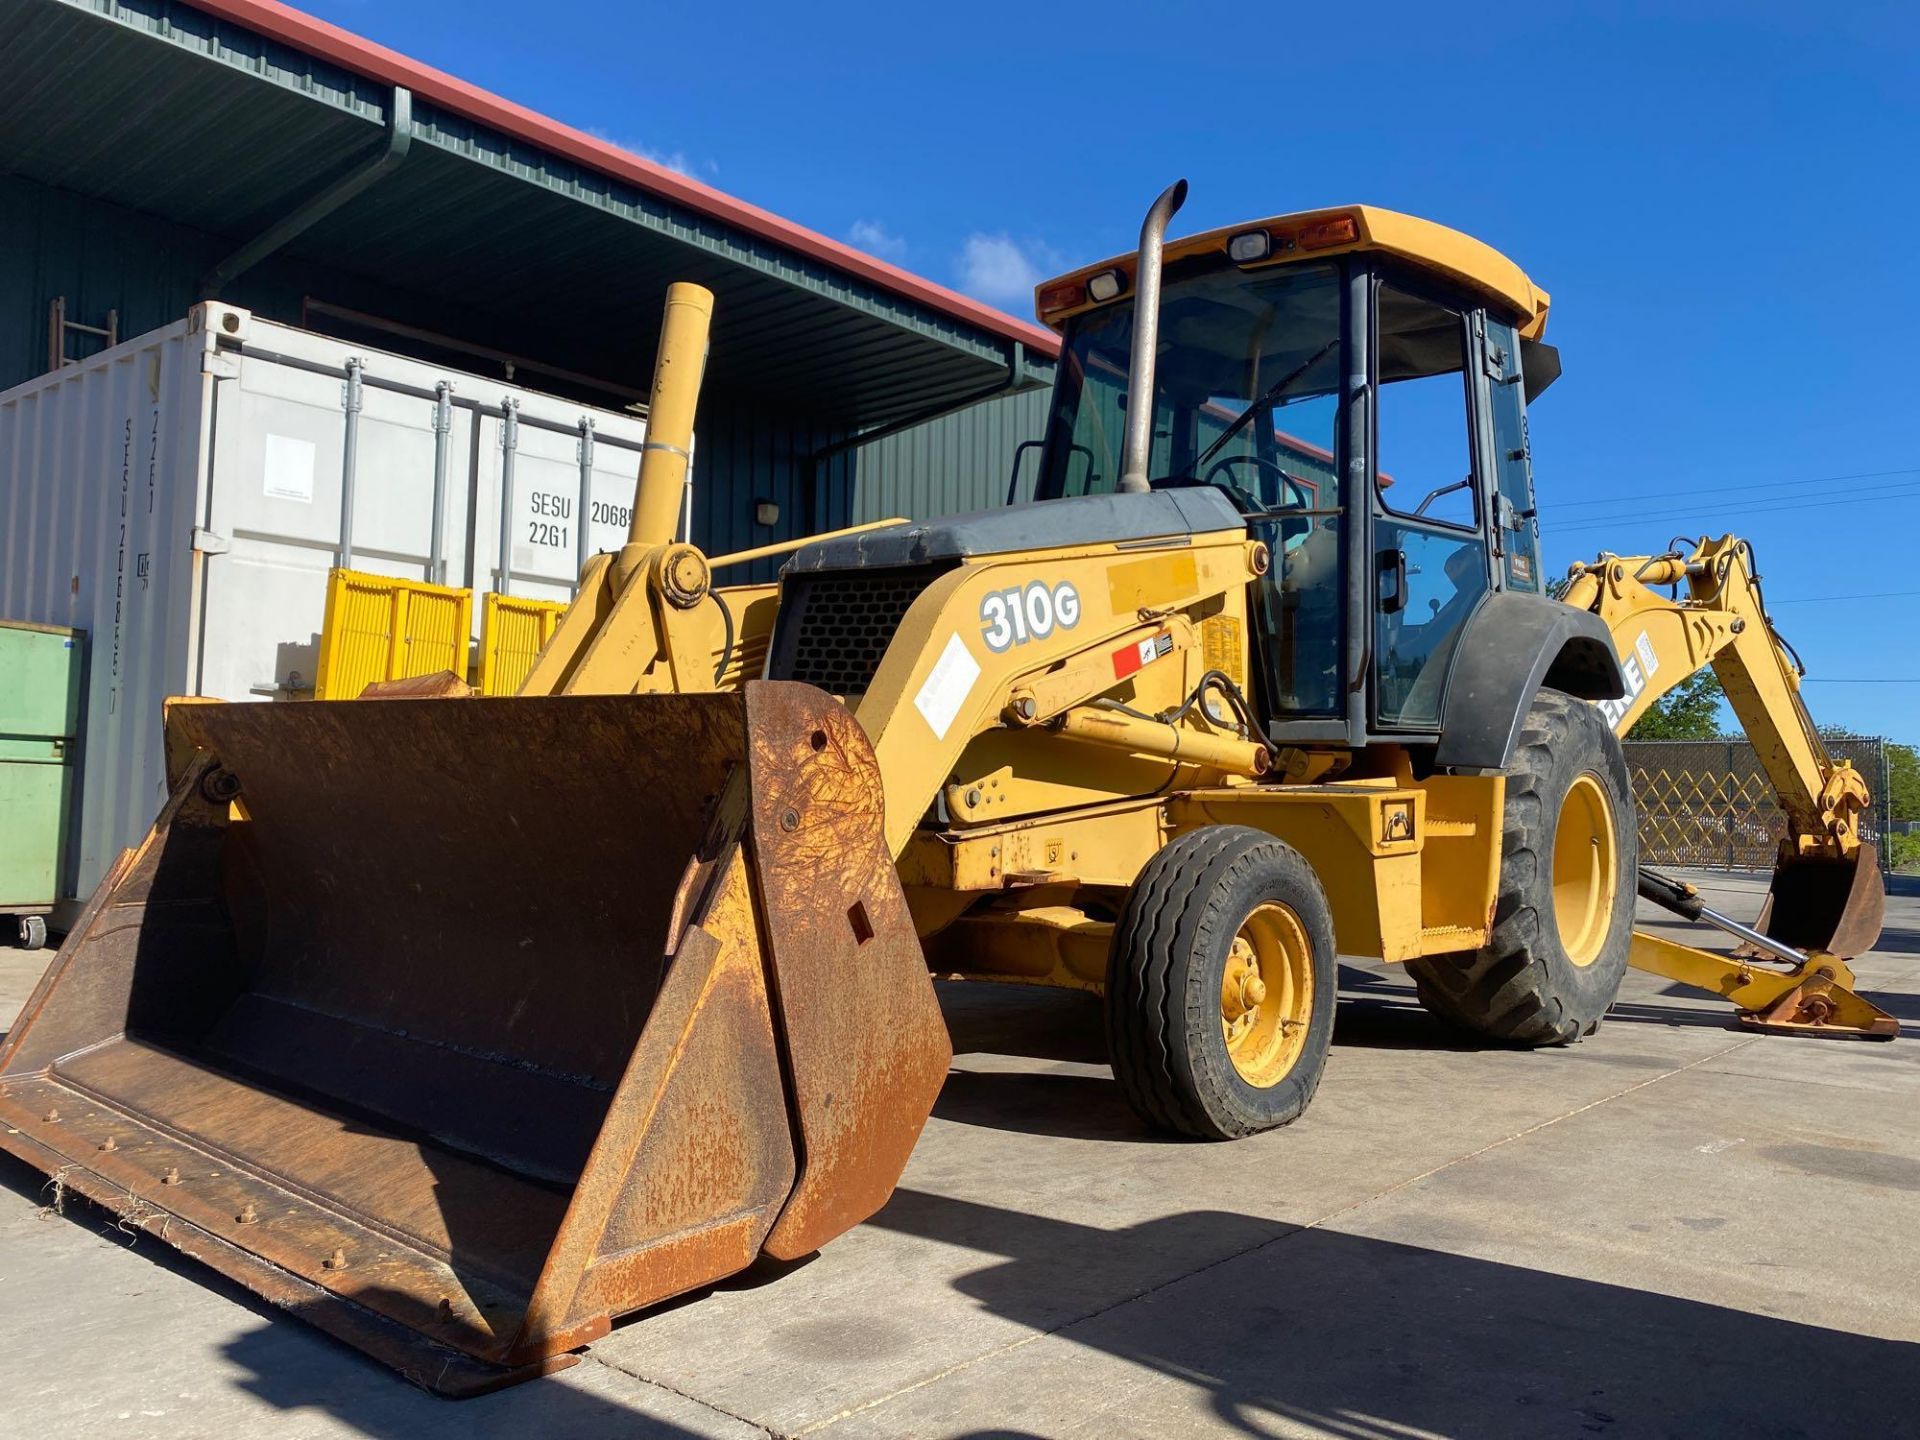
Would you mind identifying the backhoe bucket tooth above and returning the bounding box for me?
[0,683,949,1395]
[1739,844,1886,961]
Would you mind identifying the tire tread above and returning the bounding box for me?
[1407,690,1635,1046]
[1107,827,1335,1138]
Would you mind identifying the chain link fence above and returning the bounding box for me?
[1623,737,1892,871]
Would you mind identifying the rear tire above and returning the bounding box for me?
[1106,826,1336,1138]
[1408,689,1635,1045]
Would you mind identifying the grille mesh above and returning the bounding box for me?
[777,569,940,695]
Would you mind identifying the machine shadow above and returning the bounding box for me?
[928,967,1592,1142]
[1866,988,1920,1024]
[219,1310,717,1439]
[0,1151,727,1438]
[938,965,1501,1071]
[936,980,1108,1065]
[868,1187,1920,1439]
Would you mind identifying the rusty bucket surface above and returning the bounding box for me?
[0,683,949,1394]
[1739,843,1887,961]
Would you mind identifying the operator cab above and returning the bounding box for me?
[1027,206,1559,749]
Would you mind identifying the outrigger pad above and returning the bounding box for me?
[1741,844,1886,961]
[0,683,949,1393]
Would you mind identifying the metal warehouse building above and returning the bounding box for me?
[0,0,1057,562]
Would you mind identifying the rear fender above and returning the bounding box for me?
[1433,592,1625,773]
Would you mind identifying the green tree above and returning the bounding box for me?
[1628,670,1726,740]
[1888,742,1919,823]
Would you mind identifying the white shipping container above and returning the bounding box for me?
[0,302,652,895]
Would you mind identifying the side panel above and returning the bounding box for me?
[1170,789,1428,961]
[0,313,210,895]
[1432,591,1625,773]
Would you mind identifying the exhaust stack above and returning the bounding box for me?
[1118,179,1188,494]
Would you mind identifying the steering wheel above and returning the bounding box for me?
[1203,454,1313,512]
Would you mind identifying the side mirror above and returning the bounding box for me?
[1520,339,1562,401]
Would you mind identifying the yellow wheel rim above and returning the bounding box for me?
[1220,902,1314,1088]
[1553,773,1618,967]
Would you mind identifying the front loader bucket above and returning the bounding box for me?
[0,683,949,1394]
[1738,844,1887,960]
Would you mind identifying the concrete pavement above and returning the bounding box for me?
[1,871,1914,1439]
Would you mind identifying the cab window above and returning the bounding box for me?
[1373,281,1488,728]
[1376,285,1476,530]
[1039,261,1347,715]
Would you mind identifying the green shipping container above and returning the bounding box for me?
[0,622,85,936]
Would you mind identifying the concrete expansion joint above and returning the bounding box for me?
[584,1350,788,1439]
[1706,1064,1907,1098]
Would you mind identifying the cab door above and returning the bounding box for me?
[1476,314,1545,592]
[1368,275,1492,730]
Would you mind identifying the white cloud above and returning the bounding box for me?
[582,127,716,179]
[848,219,907,262]
[957,233,1057,309]
[640,147,697,176]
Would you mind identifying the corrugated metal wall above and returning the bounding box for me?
[2,175,449,391]
[691,384,1057,581]
[845,383,1054,525]
[688,395,851,582]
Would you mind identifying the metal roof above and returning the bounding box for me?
[0,0,1060,427]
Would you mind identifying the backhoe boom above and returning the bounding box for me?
[1560,536,1871,868]
[1560,535,1891,1035]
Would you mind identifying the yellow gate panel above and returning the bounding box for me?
[478,593,568,696]
[314,568,475,700]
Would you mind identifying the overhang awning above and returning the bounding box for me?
[0,0,1059,427]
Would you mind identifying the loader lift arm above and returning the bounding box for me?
[1559,535,1895,1037]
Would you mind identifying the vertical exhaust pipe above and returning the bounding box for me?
[1118,179,1188,494]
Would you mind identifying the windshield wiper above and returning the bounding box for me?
[1188,338,1339,478]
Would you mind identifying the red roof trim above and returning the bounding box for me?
[183,0,1061,358]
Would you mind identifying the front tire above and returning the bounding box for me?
[1106,826,1337,1138]
[1408,689,1636,1044]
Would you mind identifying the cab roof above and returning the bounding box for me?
[1036,205,1550,340]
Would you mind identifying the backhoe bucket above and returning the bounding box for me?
[0,683,949,1394]
[1739,844,1887,961]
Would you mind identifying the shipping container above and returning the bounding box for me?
[0,302,650,895]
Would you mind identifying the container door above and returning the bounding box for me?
[198,352,475,700]
[472,411,650,608]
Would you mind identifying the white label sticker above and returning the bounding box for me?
[914,632,981,741]
[262,433,316,504]
[1596,629,1657,731]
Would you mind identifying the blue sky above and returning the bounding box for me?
[309,0,1920,741]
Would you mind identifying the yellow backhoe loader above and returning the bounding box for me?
[0,184,1892,1392]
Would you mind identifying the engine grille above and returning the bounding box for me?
[768,564,951,696]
